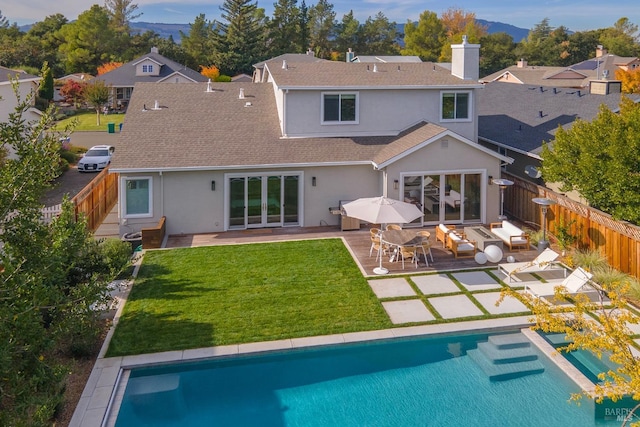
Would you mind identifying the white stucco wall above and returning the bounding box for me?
[281,88,477,142]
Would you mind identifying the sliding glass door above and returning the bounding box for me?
[402,171,484,226]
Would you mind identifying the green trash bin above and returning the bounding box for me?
[107,123,115,133]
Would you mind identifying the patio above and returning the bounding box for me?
[165,224,542,277]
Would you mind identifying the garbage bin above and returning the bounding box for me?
[122,232,142,252]
[108,123,115,133]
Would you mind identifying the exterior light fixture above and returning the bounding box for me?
[312,177,316,187]
[211,180,216,191]
[492,178,514,220]
[393,179,399,190]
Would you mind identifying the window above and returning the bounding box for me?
[441,92,470,121]
[142,64,153,73]
[322,93,358,123]
[123,177,152,217]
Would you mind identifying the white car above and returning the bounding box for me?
[78,145,114,172]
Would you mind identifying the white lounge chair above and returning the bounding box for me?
[524,267,594,299]
[498,248,563,282]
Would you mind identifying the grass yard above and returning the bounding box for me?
[106,239,391,356]
[54,111,125,132]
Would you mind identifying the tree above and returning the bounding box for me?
[83,80,110,126]
[267,0,301,56]
[298,0,310,53]
[438,8,486,62]
[200,64,220,80]
[616,68,640,94]
[479,32,517,77]
[23,14,68,75]
[180,14,214,70]
[104,0,142,32]
[56,5,117,73]
[401,10,445,62]
[211,0,265,75]
[97,61,124,75]
[359,12,399,56]
[307,0,336,59]
[59,79,86,107]
[600,18,639,57]
[0,83,122,425]
[334,10,361,60]
[38,61,54,102]
[540,97,640,224]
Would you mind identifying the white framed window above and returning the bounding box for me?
[122,176,153,218]
[322,92,358,124]
[440,91,471,121]
[142,64,153,73]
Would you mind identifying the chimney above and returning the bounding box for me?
[346,48,355,63]
[517,58,527,68]
[151,46,159,54]
[450,35,480,81]
[596,45,607,58]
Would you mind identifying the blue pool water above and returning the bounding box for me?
[115,333,621,426]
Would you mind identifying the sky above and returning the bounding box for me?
[4,0,639,33]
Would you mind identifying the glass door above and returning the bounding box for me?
[227,173,301,229]
[402,172,484,225]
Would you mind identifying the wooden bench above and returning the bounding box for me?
[490,220,530,251]
[142,216,166,249]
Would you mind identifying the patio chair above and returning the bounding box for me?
[416,230,434,266]
[447,232,477,258]
[386,224,402,231]
[524,267,595,299]
[498,248,564,282]
[398,246,419,269]
[436,224,456,247]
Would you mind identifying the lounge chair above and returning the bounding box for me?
[498,248,563,282]
[524,267,594,299]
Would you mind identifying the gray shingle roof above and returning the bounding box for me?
[267,61,481,89]
[95,51,207,86]
[0,66,39,83]
[110,82,449,171]
[477,81,639,155]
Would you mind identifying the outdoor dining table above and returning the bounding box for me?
[380,229,428,265]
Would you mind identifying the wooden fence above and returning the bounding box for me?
[71,168,119,232]
[503,172,640,279]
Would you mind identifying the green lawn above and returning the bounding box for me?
[54,111,125,132]
[106,239,392,356]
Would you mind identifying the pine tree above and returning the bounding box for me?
[38,61,54,102]
[268,0,301,56]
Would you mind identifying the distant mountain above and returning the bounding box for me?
[130,22,190,43]
[476,19,530,42]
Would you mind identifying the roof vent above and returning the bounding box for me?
[239,88,245,99]
[152,100,161,110]
[245,101,252,107]
[282,60,288,70]
[206,79,213,92]
[373,64,378,73]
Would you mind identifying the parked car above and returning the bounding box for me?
[77,145,114,172]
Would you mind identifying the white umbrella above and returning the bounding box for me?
[342,196,423,275]
[342,196,423,225]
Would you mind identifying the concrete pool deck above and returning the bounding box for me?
[69,240,639,426]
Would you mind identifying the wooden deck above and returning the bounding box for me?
[165,225,541,277]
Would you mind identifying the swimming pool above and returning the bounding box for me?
[114,331,622,426]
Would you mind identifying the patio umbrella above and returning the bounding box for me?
[342,196,423,226]
[342,196,423,275]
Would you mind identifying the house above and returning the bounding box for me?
[477,79,639,183]
[0,66,41,159]
[481,47,640,89]
[109,39,512,236]
[54,73,92,103]
[95,47,208,111]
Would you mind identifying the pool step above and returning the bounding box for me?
[469,333,545,381]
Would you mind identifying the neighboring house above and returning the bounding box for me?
[95,47,208,111]
[481,47,640,89]
[54,73,92,103]
[0,66,41,159]
[477,79,639,183]
[110,39,512,236]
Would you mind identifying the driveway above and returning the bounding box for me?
[42,131,120,207]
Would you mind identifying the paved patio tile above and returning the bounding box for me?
[428,294,484,319]
[473,292,530,315]
[452,271,502,291]
[381,299,435,324]
[368,278,416,298]
[411,274,460,295]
